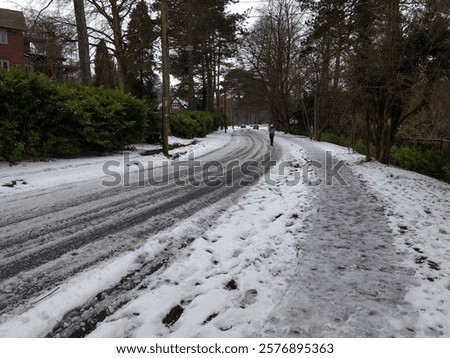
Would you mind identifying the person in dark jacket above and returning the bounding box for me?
[269,125,275,146]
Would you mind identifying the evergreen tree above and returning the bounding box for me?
[94,39,116,88]
[125,0,158,100]
[151,0,246,110]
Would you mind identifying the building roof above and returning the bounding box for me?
[0,8,27,32]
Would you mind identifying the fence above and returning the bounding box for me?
[396,137,450,159]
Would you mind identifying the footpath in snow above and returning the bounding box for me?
[0,129,449,338]
[260,136,449,338]
[263,139,417,337]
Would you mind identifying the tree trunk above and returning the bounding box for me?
[161,0,170,157]
[185,0,195,109]
[378,0,401,164]
[378,118,391,164]
[111,0,126,92]
[364,109,372,162]
[206,44,214,111]
[73,0,91,85]
[201,53,207,110]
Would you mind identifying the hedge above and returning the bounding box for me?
[0,69,148,163]
[170,110,218,139]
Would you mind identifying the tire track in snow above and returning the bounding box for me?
[0,130,272,317]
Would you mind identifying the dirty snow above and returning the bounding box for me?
[0,129,449,338]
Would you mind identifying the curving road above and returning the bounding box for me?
[0,130,275,329]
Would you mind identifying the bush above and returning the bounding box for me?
[320,132,351,147]
[391,145,450,182]
[444,164,450,183]
[319,129,450,183]
[0,69,62,161]
[353,139,376,158]
[146,103,161,143]
[0,69,148,162]
[170,110,216,139]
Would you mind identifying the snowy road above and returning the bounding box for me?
[1,129,449,338]
[0,130,273,329]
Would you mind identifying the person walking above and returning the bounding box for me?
[269,124,275,146]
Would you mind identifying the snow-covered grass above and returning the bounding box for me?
[0,129,449,338]
[351,159,450,337]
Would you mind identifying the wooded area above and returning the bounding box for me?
[236,0,450,165]
[4,0,450,169]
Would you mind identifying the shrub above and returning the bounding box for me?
[444,164,450,183]
[0,69,63,161]
[0,69,148,162]
[391,145,450,182]
[170,110,216,139]
[390,146,421,170]
[146,103,161,143]
[320,132,351,147]
[319,129,450,184]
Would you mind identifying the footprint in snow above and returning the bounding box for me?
[240,289,258,308]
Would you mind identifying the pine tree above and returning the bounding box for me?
[94,39,116,88]
[151,0,246,110]
[125,0,158,99]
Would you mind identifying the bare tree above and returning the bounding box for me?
[240,0,305,132]
[86,0,139,92]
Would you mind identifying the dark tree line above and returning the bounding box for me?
[236,0,450,164]
[20,0,450,162]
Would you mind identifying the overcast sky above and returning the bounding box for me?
[0,0,263,15]
[0,0,19,10]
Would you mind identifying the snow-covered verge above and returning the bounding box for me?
[0,129,449,338]
[351,157,450,337]
[0,133,231,197]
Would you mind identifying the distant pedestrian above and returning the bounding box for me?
[269,125,275,146]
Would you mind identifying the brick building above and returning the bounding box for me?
[0,8,27,70]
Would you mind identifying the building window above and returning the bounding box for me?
[0,29,7,44]
[0,59,9,70]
